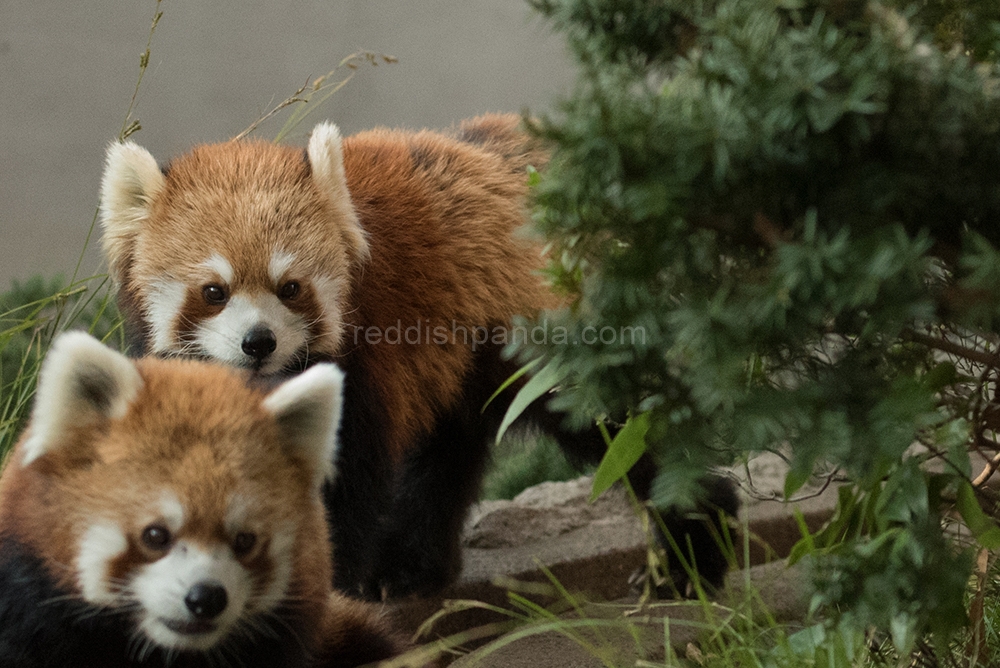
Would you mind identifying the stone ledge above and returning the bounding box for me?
[447,560,812,668]
[391,455,840,646]
[385,454,997,665]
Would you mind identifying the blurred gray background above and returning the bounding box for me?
[0,0,576,289]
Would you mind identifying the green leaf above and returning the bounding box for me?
[526,164,542,188]
[783,461,814,498]
[956,480,1000,549]
[787,509,817,565]
[589,412,650,502]
[482,358,542,413]
[494,357,566,445]
[811,486,865,548]
[786,623,825,656]
[938,418,972,479]
[875,460,928,529]
[923,361,957,392]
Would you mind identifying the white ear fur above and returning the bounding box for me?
[21,332,144,466]
[99,141,166,284]
[262,363,345,488]
[307,122,370,261]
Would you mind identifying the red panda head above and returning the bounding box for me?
[99,124,368,375]
[0,332,343,654]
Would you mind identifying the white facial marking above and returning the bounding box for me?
[202,253,234,285]
[133,542,252,652]
[224,494,252,537]
[77,522,128,604]
[145,279,188,353]
[269,250,296,285]
[255,523,296,612]
[156,490,185,534]
[313,275,346,351]
[195,293,307,374]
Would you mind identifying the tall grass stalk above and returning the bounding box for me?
[233,50,396,143]
[0,0,166,459]
[0,276,122,459]
[408,502,1000,667]
[0,0,383,462]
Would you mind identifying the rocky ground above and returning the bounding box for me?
[387,454,842,666]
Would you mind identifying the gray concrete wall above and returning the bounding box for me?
[0,0,576,288]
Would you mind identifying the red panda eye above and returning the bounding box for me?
[232,532,257,556]
[202,284,228,305]
[278,281,300,301]
[141,525,172,550]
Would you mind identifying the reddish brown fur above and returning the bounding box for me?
[339,117,555,456]
[0,360,327,617]
[119,114,553,460]
[100,115,579,599]
[101,115,738,602]
[125,143,346,337]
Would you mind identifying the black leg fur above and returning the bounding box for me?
[359,406,494,599]
[649,473,740,595]
[286,343,736,601]
[516,376,740,596]
[358,346,509,600]
[323,355,396,596]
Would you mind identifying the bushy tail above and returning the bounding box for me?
[313,593,410,667]
[454,113,550,174]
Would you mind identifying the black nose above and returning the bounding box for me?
[185,581,228,620]
[241,326,277,360]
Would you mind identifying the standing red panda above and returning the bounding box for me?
[0,332,404,667]
[99,114,738,600]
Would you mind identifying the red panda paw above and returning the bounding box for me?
[359,530,461,601]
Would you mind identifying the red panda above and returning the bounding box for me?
[0,331,404,667]
[99,114,738,600]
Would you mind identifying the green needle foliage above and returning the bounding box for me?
[519,0,1000,652]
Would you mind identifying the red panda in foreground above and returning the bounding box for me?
[0,332,404,668]
[99,114,739,600]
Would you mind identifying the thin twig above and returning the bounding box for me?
[902,328,1000,368]
[231,50,396,142]
[727,465,843,503]
[72,0,164,288]
[973,450,1000,487]
[231,79,311,142]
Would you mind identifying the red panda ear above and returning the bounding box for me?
[261,363,345,488]
[307,122,370,264]
[99,141,166,287]
[21,332,144,466]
